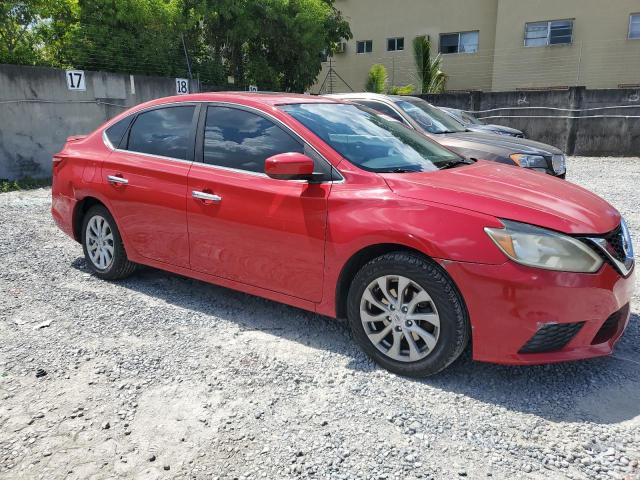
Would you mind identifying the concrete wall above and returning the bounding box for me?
[315,0,640,93]
[1,64,637,181]
[420,87,640,156]
[0,64,186,180]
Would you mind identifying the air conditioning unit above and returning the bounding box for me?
[335,42,347,54]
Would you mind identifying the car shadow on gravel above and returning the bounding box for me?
[71,258,640,426]
[423,318,640,425]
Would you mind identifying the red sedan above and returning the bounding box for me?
[51,93,635,376]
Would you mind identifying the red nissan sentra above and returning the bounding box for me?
[51,93,635,377]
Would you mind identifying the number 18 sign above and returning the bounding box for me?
[176,78,189,95]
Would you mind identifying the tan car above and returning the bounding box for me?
[327,93,566,178]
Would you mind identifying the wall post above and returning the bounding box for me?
[565,86,585,156]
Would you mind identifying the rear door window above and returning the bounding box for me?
[125,106,196,160]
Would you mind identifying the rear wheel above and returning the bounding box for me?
[347,252,469,377]
[81,205,136,280]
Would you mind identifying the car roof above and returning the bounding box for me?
[326,92,392,101]
[326,92,429,104]
[135,92,340,110]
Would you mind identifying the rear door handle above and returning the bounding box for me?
[107,175,128,185]
[192,190,222,202]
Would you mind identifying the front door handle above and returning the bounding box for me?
[107,175,128,185]
[192,190,222,202]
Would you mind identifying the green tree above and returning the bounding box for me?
[0,0,42,65]
[413,35,446,93]
[201,0,351,91]
[365,63,387,93]
[0,0,76,66]
[0,0,350,91]
[388,84,414,95]
[69,0,184,77]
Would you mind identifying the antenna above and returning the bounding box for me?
[317,55,354,94]
[181,33,194,92]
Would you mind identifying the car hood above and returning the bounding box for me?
[381,161,620,235]
[440,131,561,155]
[466,124,523,136]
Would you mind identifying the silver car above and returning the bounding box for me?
[327,93,566,178]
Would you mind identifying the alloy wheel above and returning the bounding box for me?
[359,275,440,362]
[85,215,115,270]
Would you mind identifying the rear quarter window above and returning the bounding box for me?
[104,117,132,148]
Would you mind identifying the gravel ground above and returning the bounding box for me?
[0,157,639,480]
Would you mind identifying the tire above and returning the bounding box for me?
[347,251,469,377]
[81,204,136,280]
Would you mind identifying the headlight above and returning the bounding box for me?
[552,154,566,174]
[620,218,634,259]
[485,220,603,273]
[510,154,548,169]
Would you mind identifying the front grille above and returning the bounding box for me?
[519,322,585,354]
[580,224,634,276]
[591,303,630,345]
[602,225,626,262]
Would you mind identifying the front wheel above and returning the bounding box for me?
[347,252,469,377]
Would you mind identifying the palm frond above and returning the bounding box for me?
[412,36,446,94]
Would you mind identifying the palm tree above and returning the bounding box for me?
[413,36,446,94]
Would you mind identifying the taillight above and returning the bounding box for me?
[52,155,66,170]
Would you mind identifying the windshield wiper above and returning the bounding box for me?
[432,129,459,134]
[384,167,421,173]
[438,159,471,170]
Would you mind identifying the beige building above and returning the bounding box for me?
[314,0,640,93]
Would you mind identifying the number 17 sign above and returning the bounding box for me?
[66,70,86,91]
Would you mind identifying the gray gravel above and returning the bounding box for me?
[1,156,639,480]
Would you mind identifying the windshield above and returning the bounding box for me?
[279,103,466,173]
[458,110,484,125]
[395,98,466,134]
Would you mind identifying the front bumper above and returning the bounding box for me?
[530,166,565,178]
[441,259,635,365]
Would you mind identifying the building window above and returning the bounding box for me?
[356,40,373,54]
[525,20,573,46]
[439,31,479,54]
[630,14,640,39]
[387,37,405,51]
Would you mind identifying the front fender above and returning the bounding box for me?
[317,180,507,317]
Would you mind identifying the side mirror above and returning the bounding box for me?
[265,152,315,180]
